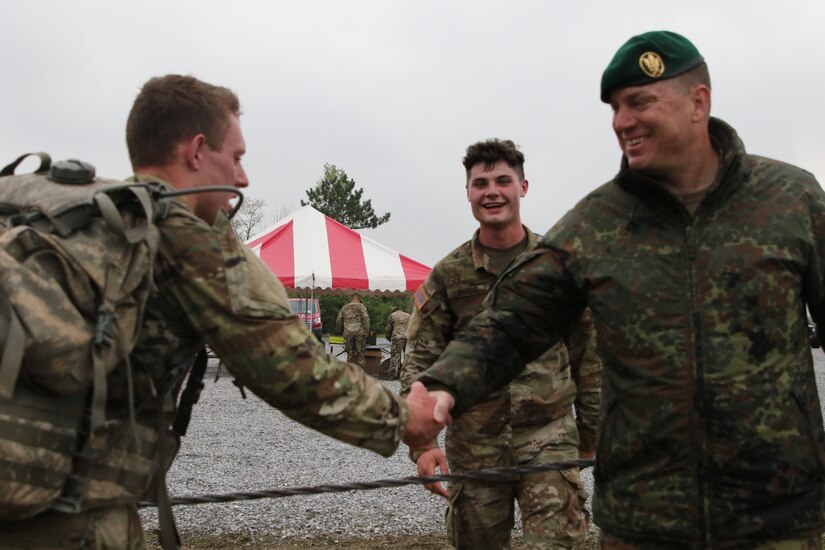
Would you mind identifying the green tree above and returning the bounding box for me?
[302,163,390,229]
[364,295,412,336]
[319,294,349,335]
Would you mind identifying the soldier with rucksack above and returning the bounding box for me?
[0,74,444,549]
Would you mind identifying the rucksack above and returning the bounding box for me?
[0,153,234,548]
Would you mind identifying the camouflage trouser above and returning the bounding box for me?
[378,358,394,380]
[389,337,406,379]
[344,335,366,368]
[600,531,822,550]
[446,464,589,549]
[0,504,146,549]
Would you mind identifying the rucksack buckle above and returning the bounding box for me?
[50,472,87,513]
[94,306,118,348]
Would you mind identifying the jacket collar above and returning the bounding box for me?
[470,225,537,273]
[614,117,750,208]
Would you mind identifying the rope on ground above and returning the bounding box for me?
[138,458,594,508]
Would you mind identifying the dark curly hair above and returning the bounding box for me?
[462,139,525,182]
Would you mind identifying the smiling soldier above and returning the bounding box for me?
[401,139,602,550]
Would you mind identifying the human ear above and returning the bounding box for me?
[184,134,207,169]
[691,85,712,122]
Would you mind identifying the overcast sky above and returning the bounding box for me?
[3,1,824,267]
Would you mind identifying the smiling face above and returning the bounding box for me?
[466,160,527,232]
[609,78,700,179]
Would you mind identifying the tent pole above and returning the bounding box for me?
[311,272,322,348]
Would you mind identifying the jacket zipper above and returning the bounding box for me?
[685,222,712,548]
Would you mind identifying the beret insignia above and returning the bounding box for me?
[639,52,665,78]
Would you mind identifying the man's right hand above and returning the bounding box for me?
[402,382,453,449]
[416,447,450,499]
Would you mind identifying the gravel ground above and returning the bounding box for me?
[140,345,825,548]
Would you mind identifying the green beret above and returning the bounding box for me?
[601,30,704,102]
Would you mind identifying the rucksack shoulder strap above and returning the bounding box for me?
[0,294,26,399]
[94,185,155,244]
[0,152,51,177]
[171,348,209,437]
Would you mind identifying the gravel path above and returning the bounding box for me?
[139,373,574,544]
[140,347,825,546]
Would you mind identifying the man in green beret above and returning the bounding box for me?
[416,30,825,548]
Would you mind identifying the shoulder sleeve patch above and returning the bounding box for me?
[413,283,431,311]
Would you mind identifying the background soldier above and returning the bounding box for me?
[419,32,825,549]
[402,139,601,549]
[0,74,442,549]
[336,294,370,369]
[384,306,411,379]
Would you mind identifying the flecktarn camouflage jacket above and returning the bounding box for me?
[421,119,825,546]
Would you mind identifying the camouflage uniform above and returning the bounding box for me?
[336,301,370,368]
[0,505,145,549]
[402,228,601,550]
[384,309,411,379]
[0,182,407,548]
[420,119,825,548]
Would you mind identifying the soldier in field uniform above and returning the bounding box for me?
[384,307,411,379]
[402,139,602,550]
[336,294,370,369]
[0,75,442,550]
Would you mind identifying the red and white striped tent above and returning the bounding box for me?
[246,205,431,295]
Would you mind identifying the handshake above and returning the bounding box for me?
[401,381,455,449]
